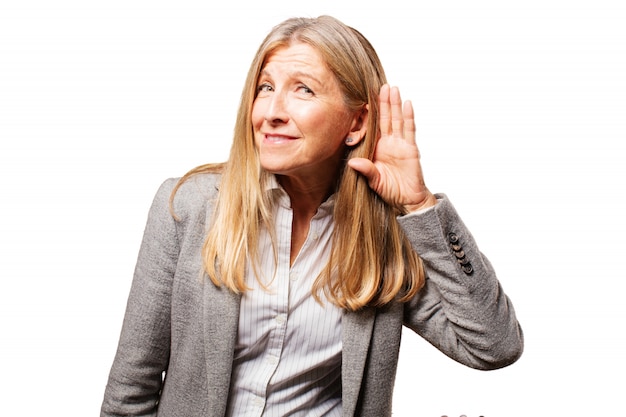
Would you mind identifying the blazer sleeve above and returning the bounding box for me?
[400,194,524,370]
[101,178,180,417]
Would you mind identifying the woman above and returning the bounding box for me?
[101,15,523,417]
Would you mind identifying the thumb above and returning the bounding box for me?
[347,158,379,184]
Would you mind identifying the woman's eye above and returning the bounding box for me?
[298,85,314,95]
[257,83,273,93]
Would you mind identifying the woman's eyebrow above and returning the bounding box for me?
[259,68,323,87]
[288,70,323,86]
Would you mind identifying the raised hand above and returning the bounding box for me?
[347,84,437,213]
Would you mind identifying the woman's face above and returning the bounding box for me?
[252,42,364,189]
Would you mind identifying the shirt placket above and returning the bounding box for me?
[249,205,292,416]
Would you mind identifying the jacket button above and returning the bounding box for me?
[448,232,473,275]
[461,264,474,274]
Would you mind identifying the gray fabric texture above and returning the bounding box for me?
[101,173,523,417]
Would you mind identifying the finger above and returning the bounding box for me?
[403,99,416,144]
[347,157,380,186]
[390,86,404,136]
[379,84,391,137]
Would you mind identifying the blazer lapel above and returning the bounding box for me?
[203,281,241,417]
[341,307,376,416]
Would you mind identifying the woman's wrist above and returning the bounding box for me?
[403,193,438,214]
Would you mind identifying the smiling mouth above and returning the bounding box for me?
[265,134,296,143]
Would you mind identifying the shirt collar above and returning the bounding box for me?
[265,174,335,217]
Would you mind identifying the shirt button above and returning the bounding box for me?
[275,314,286,324]
[289,271,298,281]
[254,397,264,407]
[267,354,279,365]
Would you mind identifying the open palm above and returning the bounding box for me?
[348,84,437,212]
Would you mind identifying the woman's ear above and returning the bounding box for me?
[346,105,369,146]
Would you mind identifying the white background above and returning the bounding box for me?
[1,1,625,416]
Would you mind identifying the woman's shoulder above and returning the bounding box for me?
[153,172,222,221]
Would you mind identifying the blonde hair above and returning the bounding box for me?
[173,15,425,310]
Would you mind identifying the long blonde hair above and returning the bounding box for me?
[173,15,425,310]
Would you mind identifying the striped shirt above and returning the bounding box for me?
[226,179,343,417]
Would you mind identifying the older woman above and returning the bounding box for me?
[101,15,523,417]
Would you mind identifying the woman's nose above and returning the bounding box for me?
[265,91,289,124]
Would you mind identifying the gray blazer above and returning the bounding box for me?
[101,173,523,417]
